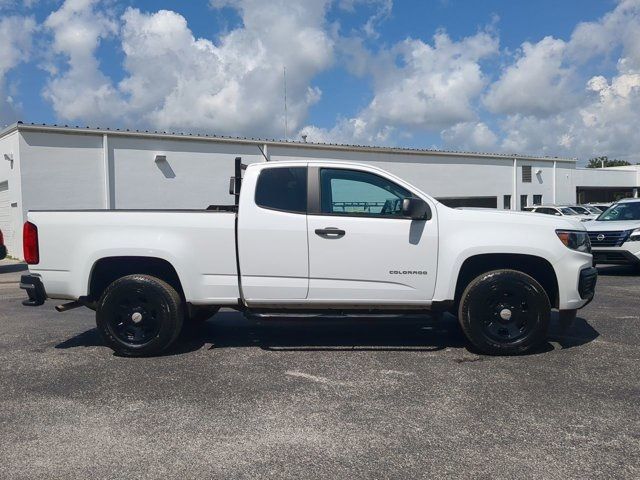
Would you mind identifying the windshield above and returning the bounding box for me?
[560,208,578,215]
[597,202,640,221]
[570,206,589,215]
[585,206,602,214]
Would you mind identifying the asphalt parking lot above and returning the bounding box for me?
[0,261,639,479]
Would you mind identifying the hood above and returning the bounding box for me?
[441,205,586,230]
[585,220,640,231]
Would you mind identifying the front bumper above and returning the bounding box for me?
[578,266,598,301]
[20,274,47,306]
[555,251,596,310]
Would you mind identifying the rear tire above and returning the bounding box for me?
[458,269,550,355]
[96,274,184,357]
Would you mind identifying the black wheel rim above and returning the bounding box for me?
[105,286,164,346]
[471,279,540,344]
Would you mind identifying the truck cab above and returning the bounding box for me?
[237,161,438,306]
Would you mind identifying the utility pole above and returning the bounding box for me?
[283,66,288,141]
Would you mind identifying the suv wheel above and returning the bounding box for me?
[458,269,550,355]
[96,274,184,357]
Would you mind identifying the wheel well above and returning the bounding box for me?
[454,254,559,308]
[89,257,184,301]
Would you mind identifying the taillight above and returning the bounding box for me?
[23,222,39,265]
[0,229,4,246]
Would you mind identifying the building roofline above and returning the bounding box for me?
[575,165,640,171]
[0,121,577,163]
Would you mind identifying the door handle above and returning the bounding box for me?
[315,227,346,238]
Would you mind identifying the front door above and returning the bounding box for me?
[306,167,438,305]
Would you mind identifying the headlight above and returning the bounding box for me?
[627,228,640,242]
[556,230,591,253]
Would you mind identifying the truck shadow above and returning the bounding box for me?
[182,312,466,353]
[56,310,600,357]
[547,316,600,349]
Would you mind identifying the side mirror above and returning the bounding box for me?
[402,197,431,220]
[555,212,562,216]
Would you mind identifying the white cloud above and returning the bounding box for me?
[307,0,640,160]
[0,15,36,125]
[300,117,395,145]
[43,0,334,137]
[338,0,393,39]
[301,30,498,144]
[568,0,640,68]
[372,32,497,127]
[42,0,124,122]
[490,0,640,162]
[441,121,498,151]
[484,36,577,117]
[497,69,640,161]
[123,0,333,135]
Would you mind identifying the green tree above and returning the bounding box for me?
[586,156,632,168]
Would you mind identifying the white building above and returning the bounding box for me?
[1,122,639,259]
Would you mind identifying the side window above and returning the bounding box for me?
[255,167,307,213]
[320,168,411,217]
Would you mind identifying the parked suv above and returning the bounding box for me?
[0,229,6,260]
[527,205,591,222]
[582,204,608,214]
[586,203,612,213]
[585,198,640,268]
[567,205,599,220]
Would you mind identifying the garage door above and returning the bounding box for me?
[0,181,13,256]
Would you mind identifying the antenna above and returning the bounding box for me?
[283,66,288,141]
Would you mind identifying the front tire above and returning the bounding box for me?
[96,274,184,357]
[458,269,550,355]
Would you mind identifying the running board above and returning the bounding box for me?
[244,311,439,320]
[55,301,84,313]
[54,297,92,313]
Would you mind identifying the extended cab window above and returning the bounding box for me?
[255,167,307,213]
[320,168,411,217]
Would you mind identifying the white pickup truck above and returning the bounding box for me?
[20,158,597,356]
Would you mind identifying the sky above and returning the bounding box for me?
[1,0,639,164]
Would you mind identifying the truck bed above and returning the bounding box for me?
[28,210,240,304]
